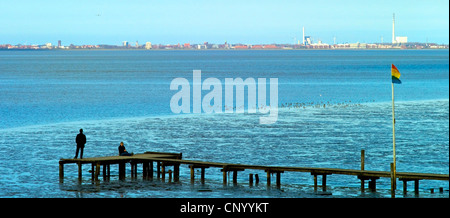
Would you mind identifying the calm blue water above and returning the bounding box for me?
[0,50,448,198]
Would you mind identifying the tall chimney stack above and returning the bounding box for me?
[392,13,396,44]
[302,26,305,45]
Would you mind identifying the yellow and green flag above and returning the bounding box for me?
[391,64,402,84]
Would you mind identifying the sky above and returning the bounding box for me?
[1,0,448,45]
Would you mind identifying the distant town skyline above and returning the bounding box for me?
[1,0,449,45]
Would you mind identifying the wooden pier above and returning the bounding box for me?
[59,150,449,195]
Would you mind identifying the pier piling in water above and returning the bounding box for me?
[189,165,209,184]
[266,169,284,188]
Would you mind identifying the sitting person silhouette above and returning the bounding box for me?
[118,141,133,156]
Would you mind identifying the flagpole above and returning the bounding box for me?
[391,82,397,190]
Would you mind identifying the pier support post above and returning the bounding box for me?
[313,175,317,191]
[103,164,107,181]
[358,176,380,192]
[91,163,95,182]
[143,162,148,179]
[221,167,243,185]
[174,164,180,182]
[59,161,64,183]
[119,162,125,181]
[312,173,331,192]
[157,162,161,179]
[149,161,154,179]
[107,164,110,180]
[368,178,376,191]
[223,168,227,185]
[400,179,421,195]
[360,150,365,190]
[414,180,419,195]
[190,166,195,183]
[102,164,110,181]
[160,162,178,183]
[190,165,208,184]
[161,164,165,182]
[77,162,82,183]
[130,162,137,180]
[249,174,253,186]
[322,174,327,192]
[168,170,172,183]
[276,172,281,188]
[231,169,244,185]
[95,162,100,182]
[360,178,366,192]
[232,170,238,185]
[266,170,283,188]
[402,179,408,195]
[390,162,396,192]
[200,167,205,184]
[130,162,135,179]
[361,150,365,171]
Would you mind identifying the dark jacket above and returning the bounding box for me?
[118,145,126,155]
[76,133,86,146]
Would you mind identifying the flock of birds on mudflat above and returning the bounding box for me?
[279,99,376,109]
[217,99,376,112]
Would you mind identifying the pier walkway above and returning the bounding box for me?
[59,151,449,195]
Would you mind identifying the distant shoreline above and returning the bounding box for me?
[1,48,449,51]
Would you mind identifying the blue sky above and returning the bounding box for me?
[1,0,448,45]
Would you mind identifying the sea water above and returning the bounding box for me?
[0,49,448,198]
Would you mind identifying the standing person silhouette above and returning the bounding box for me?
[75,129,86,159]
